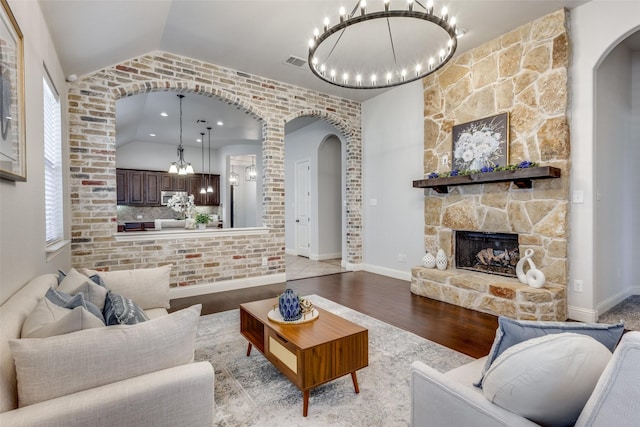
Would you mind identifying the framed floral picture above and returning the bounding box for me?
[451,113,509,172]
[0,0,25,181]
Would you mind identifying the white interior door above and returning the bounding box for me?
[295,160,311,258]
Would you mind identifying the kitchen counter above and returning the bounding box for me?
[113,226,269,242]
[117,219,223,232]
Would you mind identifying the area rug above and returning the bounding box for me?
[598,295,640,331]
[194,295,474,426]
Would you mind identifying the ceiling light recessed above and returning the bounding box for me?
[149,133,156,137]
[160,112,168,117]
[217,121,224,126]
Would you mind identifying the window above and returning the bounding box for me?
[43,75,63,245]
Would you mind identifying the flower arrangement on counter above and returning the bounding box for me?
[427,161,539,179]
[167,193,197,219]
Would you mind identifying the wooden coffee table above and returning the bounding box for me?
[240,298,368,417]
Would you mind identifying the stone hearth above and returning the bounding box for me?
[411,267,566,321]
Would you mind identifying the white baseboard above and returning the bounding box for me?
[285,248,297,256]
[567,305,598,322]
[362,263,411,282]
[310,252,342,261]
[595,287,640,318]
[344,262,363,271]
[169,273,286,300]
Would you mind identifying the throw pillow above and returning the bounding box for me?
[56,279,108,310]
[475,316,624,388]
[10,304,201,407]
[45,287,105,323]
[103,291,149,325]
[81,265,171,310]
[57,267,105,288]
[21,298,105,338]
[482,333,612,427]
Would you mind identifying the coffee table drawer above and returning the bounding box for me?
[269,335,298,373]
[266,329,301,384]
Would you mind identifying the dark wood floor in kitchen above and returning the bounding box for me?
[170,271,498,359]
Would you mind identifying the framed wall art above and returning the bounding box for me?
[0,0,25,181]
[451,113,509,172]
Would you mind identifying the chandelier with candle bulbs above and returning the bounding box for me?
[308,0,459,89]
[168,94,194,175]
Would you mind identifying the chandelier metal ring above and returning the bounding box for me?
[308,2,458,90]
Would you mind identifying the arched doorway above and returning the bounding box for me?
[594,30,640,329]
[284,117,347,280]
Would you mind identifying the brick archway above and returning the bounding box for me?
[68,51,362,288]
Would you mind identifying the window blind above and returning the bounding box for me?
[43,76,63,244]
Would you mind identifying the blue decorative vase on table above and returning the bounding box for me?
[278,289,302,321]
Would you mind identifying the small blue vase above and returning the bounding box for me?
[278,289,302,321]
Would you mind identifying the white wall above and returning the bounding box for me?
[318,136,342,258]
[218,144,261,226]
[0,0,68,304]
[228,161,257,228]
[594,42,633,306]
[569,0,640,321]
[361,80,425,281]
[284,120,346,260]
[632,52,640,294]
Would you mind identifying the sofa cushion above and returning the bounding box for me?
[575,331,640,427]
[58,268,105,289]
[81,265,171,310]
[46,287,105,323]
[103,291,149,325]
[9,304,201,407]
[21,298,105,338]
[482,333,612,427]
[57,277,108,310]
[476,316,624,388]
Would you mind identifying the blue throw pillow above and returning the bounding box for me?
[103,291,149,326]
[45,287,105,324]
[475,316,624,388]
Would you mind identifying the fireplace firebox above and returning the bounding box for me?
[455,231,519,277]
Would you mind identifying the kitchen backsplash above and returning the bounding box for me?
[117,205,219,222]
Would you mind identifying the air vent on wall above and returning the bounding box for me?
[285,55,306,68]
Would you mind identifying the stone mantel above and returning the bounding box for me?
[411,266,566,321]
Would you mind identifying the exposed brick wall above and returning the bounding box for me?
[68,51,361,287]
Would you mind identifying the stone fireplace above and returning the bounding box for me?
[410,10,570,321]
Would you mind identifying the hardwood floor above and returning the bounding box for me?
[170,271,499,359]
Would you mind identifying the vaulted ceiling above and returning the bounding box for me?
[39,0,592,148]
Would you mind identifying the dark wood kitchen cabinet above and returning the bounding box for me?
[204,174,220,206]
[117,168,219,206]
[187,175,220,206]
[117,169,161,206]
[116,169,128,205]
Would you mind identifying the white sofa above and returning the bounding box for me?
[0,271,215,427]
[411,330,640,427]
